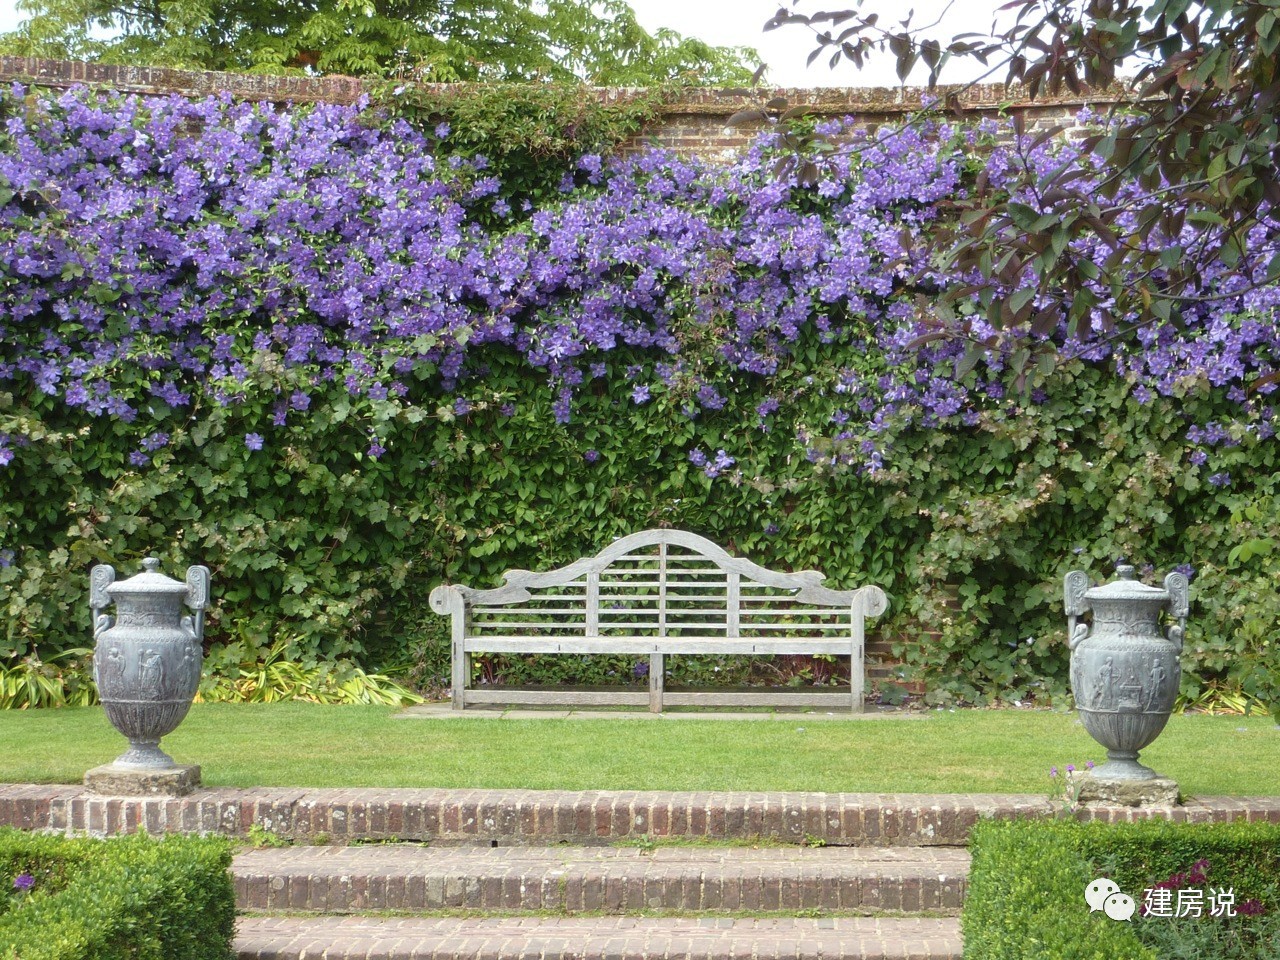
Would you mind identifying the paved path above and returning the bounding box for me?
[396,705,928,721]
[234,915,964,959]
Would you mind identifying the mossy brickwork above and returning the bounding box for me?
[0,55,1116,159]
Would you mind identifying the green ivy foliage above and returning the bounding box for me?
[885,360,1279,709]
[364,80,676,222]
[367,81,674,200]
[3,333,1277,709]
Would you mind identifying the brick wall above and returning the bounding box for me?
[616,84,1112,158]
[0,56,1121,160]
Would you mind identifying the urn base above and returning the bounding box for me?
[112,740,178,770]
[1091,750,1162,781]
[84,763,201,797]
[1069,770,1179,807]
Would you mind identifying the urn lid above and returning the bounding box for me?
[106,557,189,597]
[1083,565,1168,602]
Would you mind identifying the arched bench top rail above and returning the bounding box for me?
[430,528,887,614]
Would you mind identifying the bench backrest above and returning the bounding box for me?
[430,529,887,643]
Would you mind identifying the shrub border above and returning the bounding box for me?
[0,828,235,960]
[963,817,1280,959]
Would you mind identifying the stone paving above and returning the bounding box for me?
[234,915,964,960]
[395,705,929,721]
[233,844,970,914]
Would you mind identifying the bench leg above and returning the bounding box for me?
[851,647,865,714]
[452,646,469,710]
[649,653,664,713]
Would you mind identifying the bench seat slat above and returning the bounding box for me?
[462,636,853,655]
[474,620,856,630]
[473,624,860,632]
[464,689,652,707]
[472,607,599,616]
[459,689,855,708]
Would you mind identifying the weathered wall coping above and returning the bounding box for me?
[0,55,1127,114]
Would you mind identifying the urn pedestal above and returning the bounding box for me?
[1064,565,1189,804]
[87,557,209,795]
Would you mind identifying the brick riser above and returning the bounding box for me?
[234,916,964,960]
[3,785,1278,846]
[234,846,969,915]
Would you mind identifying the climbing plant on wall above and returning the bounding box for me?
[0,85,1275,710]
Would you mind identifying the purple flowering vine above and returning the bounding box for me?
[0,85,1274,479]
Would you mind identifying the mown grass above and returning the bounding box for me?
[0,703,1275,796]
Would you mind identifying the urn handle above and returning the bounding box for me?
[185,565,211,645]
[89,564,116,638]
[1063,570,1091,650]
[1164,570,1190,651]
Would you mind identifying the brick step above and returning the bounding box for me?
[235,915,963,959]
[0,785,1057,846]
[234,844,969,915]
[6,784,1276,847]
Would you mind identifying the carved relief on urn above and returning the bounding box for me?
[90,558,209,770]
[1064,565,1189,782]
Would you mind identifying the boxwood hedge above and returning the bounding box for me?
[0,829,234,960]
[964,818,1280,960]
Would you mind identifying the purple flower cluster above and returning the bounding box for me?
[688,447,736,478]
[0,86,1275,477]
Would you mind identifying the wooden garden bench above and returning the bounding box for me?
[429,529,888,713]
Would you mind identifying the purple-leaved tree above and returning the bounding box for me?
[749,0,1280,384]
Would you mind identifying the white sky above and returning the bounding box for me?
[0,0,1001,88]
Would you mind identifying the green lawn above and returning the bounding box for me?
[0,704,1275,796]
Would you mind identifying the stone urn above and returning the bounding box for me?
[1064,565,1189,785]
[89,558,209,771]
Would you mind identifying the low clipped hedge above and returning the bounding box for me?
[0,829,234,960]
[963,818,1280,960]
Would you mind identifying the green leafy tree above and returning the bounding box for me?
[758,0,1280,365]
[0,0,758,83]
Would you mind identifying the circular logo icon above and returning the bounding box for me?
[1085,878,1121,912]
[1104,892,1136,921]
